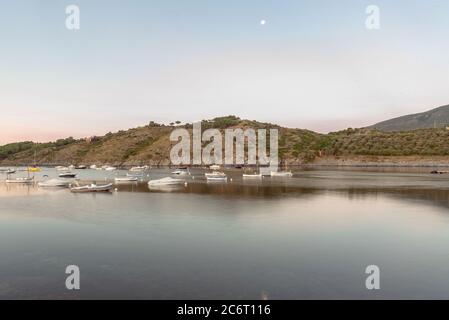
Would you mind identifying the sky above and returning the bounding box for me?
[1,0,449,144]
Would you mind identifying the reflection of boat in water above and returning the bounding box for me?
[148,184,184,192]
[38,179,71,188]
[70,183,113,193]
[148,177,184,186]
[205,171,227,181]
[59,172,77,178]
[6,177,34,184]
[243,173,262,178]
[271,171,293,177]
[115,176,139,182]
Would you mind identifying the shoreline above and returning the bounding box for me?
[3,155,449,169]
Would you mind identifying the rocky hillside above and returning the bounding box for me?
[1,116,449,166]
[368,105,449,132]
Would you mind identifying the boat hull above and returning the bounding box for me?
[70,184,113,193]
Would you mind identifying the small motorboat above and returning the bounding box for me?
[90,165,97,169]
[205,171,226,178]
[243,173,262,178]
[148,177,184,186]
[430,170,449,174]
[114,176,139,182]
[126,172,144,177]
[38,179,71,188]
[205,171,227,181]
[5,169,16,174]
[28,167,41,172]
[75,165,87,169]
[59,172,77,178]
[130,165,149,172]
[104,166,117,171]
[171,168,190,175]
[271,171,293,177]
[6,177,34,184]
[70,183,113,193]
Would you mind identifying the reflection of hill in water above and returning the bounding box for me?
[2,169,449,213]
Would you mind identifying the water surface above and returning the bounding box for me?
[0,168,449,299]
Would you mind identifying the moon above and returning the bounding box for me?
[260,19,266,25]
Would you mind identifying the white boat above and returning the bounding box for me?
[270,171,293,177]
[75,165,87,169]
[70,183,113,193]
[148,177,184,186]
[90,165,97,169]
[130,165,149,172]
[38,179,71,188]
[243,173,262,178]
[209,165,221,170]
[205,171,226,178]
[5,169,16,174]
[172,169,190,175]
[59,172,77,178]
[205,171,227,181]
[114,176,139,182]
[104,166,117,171]
[6,177,34,184]
[55,166,69,171]
[126,172,144,177]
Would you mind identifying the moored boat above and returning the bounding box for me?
[243,173,262,178]
[70,183,113,193]
[270,171,293,177]
[205,171,226,178]
[172,169,190,175]
[148,177,184,186]
[130,165,149,172]
[115,176,139,182]
[205,171,227,181]
[6,177,34,184]
[126,172,144,177]
[59,172,77,178]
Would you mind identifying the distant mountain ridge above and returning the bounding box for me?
[368,105,449,132]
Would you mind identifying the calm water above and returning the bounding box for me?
[1,168,449,299]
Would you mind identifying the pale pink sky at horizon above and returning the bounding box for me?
[0,107,441,145]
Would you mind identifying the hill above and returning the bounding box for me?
[368,105,449,132]
[1,116,449,166]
